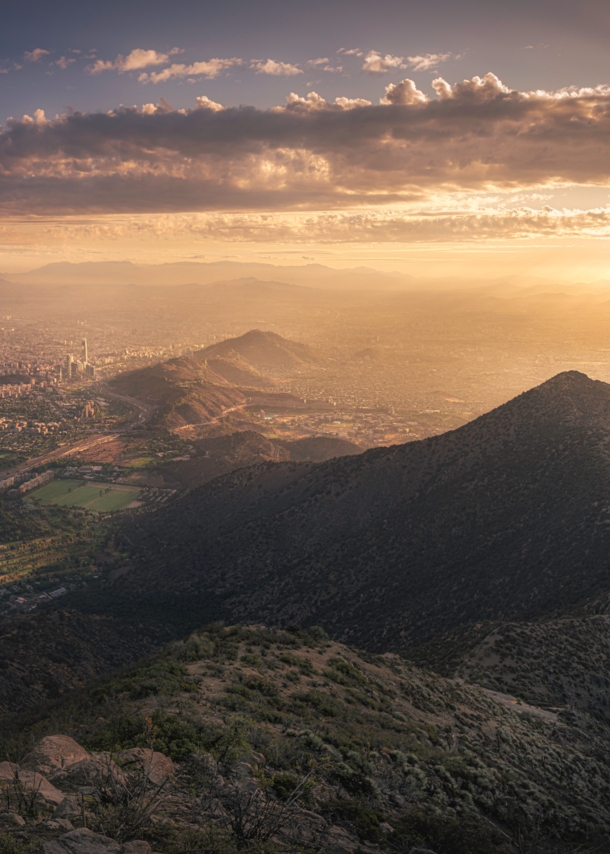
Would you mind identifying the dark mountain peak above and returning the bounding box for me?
[533,369,605,397]
[493,370,610,426]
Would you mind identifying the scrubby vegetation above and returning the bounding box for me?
[1,624,609,853]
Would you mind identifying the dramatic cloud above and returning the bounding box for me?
[282,92,372,111]
[2,74,610,215]
[380,79,427,105]
[24,48,50,63]
[28,205,610,247]
[140,58,241,83]
[361,51,405,74]
[88,48,171,74]
[251,59,302,76]
[406,52,453,71]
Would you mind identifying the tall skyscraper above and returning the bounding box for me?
[82,338,88,364]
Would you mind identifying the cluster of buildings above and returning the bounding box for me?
[61,339,96,381]
[0,469,54,495]
[80,400,96,419]
[0,378,59,399]
[0,419,61,434]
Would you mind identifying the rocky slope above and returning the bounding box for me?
[2,625,610,854]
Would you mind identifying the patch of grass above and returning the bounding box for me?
[30,478,83,503]
[31,480,139,512]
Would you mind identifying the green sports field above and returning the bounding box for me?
[30,479,140,512]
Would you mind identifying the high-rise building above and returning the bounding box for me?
[82,338,88,364]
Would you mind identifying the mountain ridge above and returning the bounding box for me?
[94,370,610,672]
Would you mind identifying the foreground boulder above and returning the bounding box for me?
[21,737,91,779]
[0,761,64,807]
[116,749,174,785]
[41,829,151,854]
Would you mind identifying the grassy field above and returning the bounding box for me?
[31,479,140,512]
[124,457,155,468]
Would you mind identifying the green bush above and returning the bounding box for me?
[321,799,384,844]
[389,805,503,854]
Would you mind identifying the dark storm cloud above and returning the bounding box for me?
[2,74,610,214]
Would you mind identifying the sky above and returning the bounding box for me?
[1,0,610,279]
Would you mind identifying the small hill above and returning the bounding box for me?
[166,432,363,490]
[106,371,610,673]
[110,332,317,429]
[278,435,363,462]
[165,432,290,489]
[195,330,318,375]
[110,357,246,429]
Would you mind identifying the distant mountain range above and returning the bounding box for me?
[4,260,414,290]
[98,370,610,675]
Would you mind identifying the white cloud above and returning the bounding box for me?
[53,56,76,70]
[251,59,302,76]
[88,48,170,75]
[307,58,330,66]
[195,95,224,111]
[20,109,48,125]
[380,78,428,105]
[140,58,241,83]
[338,48,363,56]
[24,49,50,63]
[361,51,406,74]
[282,92,372,112]
[5,74,610,216]
[431,72,509,101]
[406,52,453,71]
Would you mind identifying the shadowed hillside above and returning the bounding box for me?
[99,371,610,672]
[166,431,362,489]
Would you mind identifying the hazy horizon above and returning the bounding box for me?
[1,0,610,283]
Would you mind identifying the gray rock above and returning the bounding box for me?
[116,749,174,785]
[41,828,121,854]
[0,812,26,827]
[60,758,125,789]
[409,849,439,854]
[0,761,65,807]
[54,797,81,819]
[21,737,90,779]
[120,842,152,854]
[326,826,378,854]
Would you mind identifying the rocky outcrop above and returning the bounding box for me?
[0,761,65,807]
[116,749,173,785]
[41,828,151,854]
[21,737,90,779]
